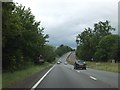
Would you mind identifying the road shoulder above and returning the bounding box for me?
[3,64,53,88]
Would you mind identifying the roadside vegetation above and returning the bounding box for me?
[76,20,120,62]
[2,2,56,72]
[75,20,120,71]
[2,2,57,88]
[66,52,120,73]
[2,2,74,88]
[86,61,120,73]
[2,2,119,88]
[2,62,52,88]
[55,44,73,57]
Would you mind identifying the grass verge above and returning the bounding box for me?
[2,62,52,88]
[86,61,120,73]
[66,52,75,65]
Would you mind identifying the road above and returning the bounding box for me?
[32,52,119,89]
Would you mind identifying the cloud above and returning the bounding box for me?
[13,0,119,48]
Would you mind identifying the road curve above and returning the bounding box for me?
[34,52,118,88]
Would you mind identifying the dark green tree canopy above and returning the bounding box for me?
[76,20,117,61]
[94,35,120,62]
[2,2,54,72]
[55,44,73,57]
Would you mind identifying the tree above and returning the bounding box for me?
[43,45,56,63]
[2,2,48,72]
[94,35,120,62]
[76,20,116,61]
[93,20,115,37]
[76,28,94,61]
[55,44,72,57]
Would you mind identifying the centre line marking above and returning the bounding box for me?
[89,76,97,81]
[31,65,55,90]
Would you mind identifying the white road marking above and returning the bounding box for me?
[89,76,97,80]
[77,70,80,72]
[31,65,56,90]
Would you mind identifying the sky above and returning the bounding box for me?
[13,0,119,48]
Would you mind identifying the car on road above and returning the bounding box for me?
[57,61,61,64]
[74,60,86,70]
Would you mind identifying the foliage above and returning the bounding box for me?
[86,61,119,72]
[94,35,120,62]
[43,45,56,63]
[55,44,72,57]
[3,62,51,88]
[2,2,55,72]
[76,20,117,62]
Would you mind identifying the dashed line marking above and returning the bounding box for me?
[89,76,97,80]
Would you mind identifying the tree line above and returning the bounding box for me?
[3,2,119,73]
[55,44,73,57]
[2,2,56,72]
[76,20,120,62]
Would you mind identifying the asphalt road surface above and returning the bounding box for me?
[31,52,119,89]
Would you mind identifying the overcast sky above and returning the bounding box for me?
[13,0,119,48]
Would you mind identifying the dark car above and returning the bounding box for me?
[74,60,86,70]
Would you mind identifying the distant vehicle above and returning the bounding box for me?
[64,62,67,65]
[57,61,61,64]
[74,60,86,70]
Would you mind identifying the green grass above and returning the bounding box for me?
[66,54,120,73]
[2,62,52,88]
[86,61,120,73]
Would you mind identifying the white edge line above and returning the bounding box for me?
[31,65,56,90]
[89,76,97,80]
